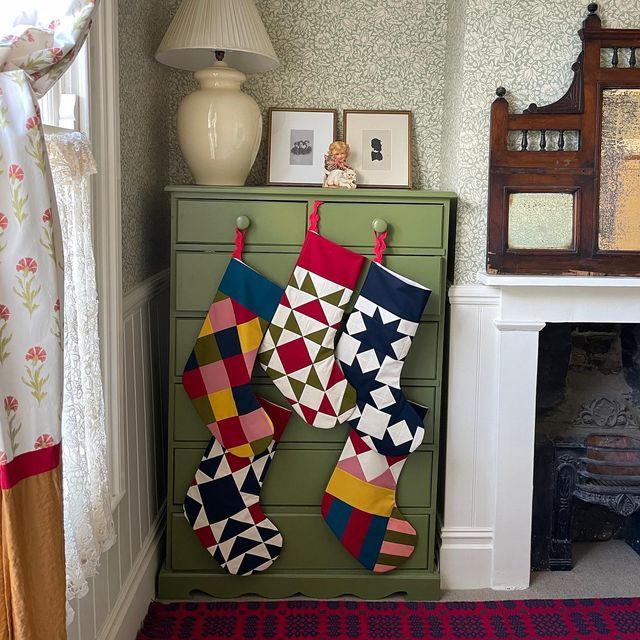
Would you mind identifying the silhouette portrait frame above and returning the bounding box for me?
[267,108,337,186]
[344,110,412,188]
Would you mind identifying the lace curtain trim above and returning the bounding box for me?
[46,130,116,610]
[46,130,97,183]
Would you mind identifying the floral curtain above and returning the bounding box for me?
[0,2,100,638]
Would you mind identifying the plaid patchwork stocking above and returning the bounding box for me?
[321,403,428,572]
[183,397,292,575]
[182,257,283,457]
[336,261,431,456]
[258,202,365,429]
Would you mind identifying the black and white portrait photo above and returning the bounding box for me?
[361,129,391,171]
[289,129,314,165]
[267,108,337,185]
[343,110,411,187]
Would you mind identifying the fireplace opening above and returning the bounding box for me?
[531,323,640,571]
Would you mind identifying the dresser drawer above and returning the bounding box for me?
[169,511,430,571]
[174,318,439,381]
[173,382,436,445]
[402,385,437,444]
[176,199,307,245]
[316,202,444,249]
[175,251,297,312]
[176,253,443,316]
[172,381,349,443]
[172,446,433,508]
[403,322,439,380]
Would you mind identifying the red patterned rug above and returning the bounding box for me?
[137,598,640,639]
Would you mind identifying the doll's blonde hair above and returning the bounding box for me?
[328,141,350,156]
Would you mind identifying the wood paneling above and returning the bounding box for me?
[67,279,168,640]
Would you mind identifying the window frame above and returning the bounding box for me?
[39,1,124,509]
[88,0,125,509]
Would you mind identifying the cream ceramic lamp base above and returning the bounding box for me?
[177,61,262,186]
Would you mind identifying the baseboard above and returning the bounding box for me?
[439,527,494,590]
[96,505,166,640]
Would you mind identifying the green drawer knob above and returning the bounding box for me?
[372,218,388,233]
[236,215,251,230]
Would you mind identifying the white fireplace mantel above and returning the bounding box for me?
[479,273,640,324]
[440,273,640,591]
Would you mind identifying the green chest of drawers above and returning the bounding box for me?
[158,186,456,600]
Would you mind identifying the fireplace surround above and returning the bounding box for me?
[440,274,640,590]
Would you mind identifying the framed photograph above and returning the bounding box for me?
[267,108,337,186]
[344,110,412,188]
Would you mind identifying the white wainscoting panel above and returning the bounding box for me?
[67,271,169,640]
[440,284,501,590]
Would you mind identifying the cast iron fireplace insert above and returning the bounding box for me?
[532,323,640,571]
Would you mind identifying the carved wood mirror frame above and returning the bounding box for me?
[487,3,640,275]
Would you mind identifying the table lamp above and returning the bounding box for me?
[156,0,279,185]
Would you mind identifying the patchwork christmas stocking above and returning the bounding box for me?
[182,240,283,457]
[323,259,432,572]
[258,201,365,429]
[183,397,292,576]
[336,261,431,456]
[322,402,428,572]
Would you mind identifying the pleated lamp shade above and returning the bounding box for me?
[156,0,279,73]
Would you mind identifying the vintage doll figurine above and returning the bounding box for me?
[323,140,357,189]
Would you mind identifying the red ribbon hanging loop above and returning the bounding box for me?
[309,200,324,232]
[373,230,388,264]
[232,227,247,260]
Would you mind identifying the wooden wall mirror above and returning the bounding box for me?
[487,3,640,275]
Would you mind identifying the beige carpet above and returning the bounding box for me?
[443,540,640,601]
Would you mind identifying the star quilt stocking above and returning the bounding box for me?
[183,397,292,576]
[323,260,432,571]
[321,402,428,572]
[182,243,283,457]
[258,201,365,428]
[336,261,431,456]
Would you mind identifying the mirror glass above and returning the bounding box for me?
[599,88,640,251]
[508,192,575,250]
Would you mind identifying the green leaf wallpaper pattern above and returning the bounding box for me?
[165,0,448,193]
[118,0,640,290]
[119,0,174,293]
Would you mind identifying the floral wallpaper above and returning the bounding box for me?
[118,0,174,293]
[118,1,640,289]
[166,0,449,190]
